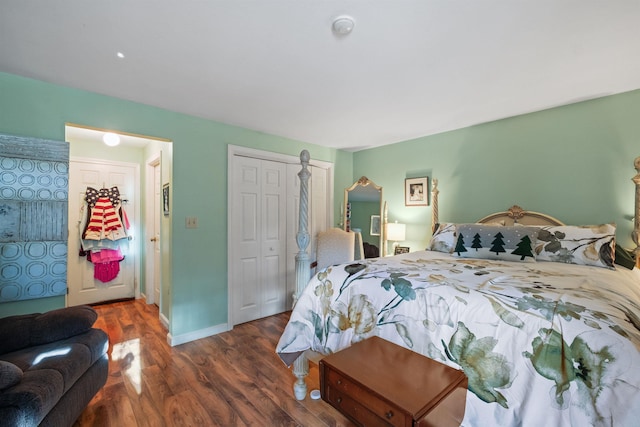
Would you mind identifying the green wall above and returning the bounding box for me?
[353,89,640,253]
[1,71,637,338]
[0,72,350,338]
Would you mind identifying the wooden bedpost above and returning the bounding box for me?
[382,201,388,256]
[431,178,439,233]
[632,156,640,266]
[292,150,311,400]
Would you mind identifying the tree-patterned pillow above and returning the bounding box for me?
[453,224,540,262]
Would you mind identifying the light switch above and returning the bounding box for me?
[185,216,198,229]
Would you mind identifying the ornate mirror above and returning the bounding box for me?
[343,177,385,257]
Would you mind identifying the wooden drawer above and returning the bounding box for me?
[325,367,411,427]
[320,337,467,427]
[325,384,394,427]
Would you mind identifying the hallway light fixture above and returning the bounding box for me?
[103,132,121,147]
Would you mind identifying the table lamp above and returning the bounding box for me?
[386,221,406,253]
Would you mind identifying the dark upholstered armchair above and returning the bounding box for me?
[0,305,108,426]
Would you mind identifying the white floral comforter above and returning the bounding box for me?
[276,250,640,426]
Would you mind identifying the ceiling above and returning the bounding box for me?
[1,1,639,152]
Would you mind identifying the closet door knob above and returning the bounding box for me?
[150,237,158,242]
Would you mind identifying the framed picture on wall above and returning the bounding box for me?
[405,177,429,206]
[370,215,381,236]
[162,183,170,216]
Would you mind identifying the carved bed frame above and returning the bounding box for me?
[290,151,640,400]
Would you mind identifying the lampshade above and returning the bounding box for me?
[386,222,406,242]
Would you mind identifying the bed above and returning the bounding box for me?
[277,151,640,426]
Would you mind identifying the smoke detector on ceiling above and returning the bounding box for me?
[332,16,355,35]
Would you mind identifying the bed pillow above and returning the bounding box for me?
[428,223,456,253]
[535,224,616,269]
[452,224,539,262]
[429,221,506,253]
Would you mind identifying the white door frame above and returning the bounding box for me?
[227,145,334,328]
[144,153,161,305]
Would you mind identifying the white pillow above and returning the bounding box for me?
[535,224,616,269]
[428,223,456,253]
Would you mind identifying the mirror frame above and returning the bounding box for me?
[343,176,386,256]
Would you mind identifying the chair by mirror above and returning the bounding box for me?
[343,177,386,256]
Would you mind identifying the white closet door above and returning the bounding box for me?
[231,156,287,324]
[260,160,287,317]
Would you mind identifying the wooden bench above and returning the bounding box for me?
[319,336,467,427]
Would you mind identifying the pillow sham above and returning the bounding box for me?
[453,224,539,262]
[428,223,456,253]
[535,224,616,269]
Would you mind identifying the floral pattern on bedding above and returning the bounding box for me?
[276,251,640,426]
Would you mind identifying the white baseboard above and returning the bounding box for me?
[159,312,170,330]
[166,322,230,347]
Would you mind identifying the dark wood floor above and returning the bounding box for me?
[74,299,355,426]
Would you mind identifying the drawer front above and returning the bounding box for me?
[326,368,411,427]
[326,385,390,427]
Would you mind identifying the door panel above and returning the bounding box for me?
[260,160,286,317]
[232,156,286,324]
[68,159,136,306]
[234,158,261,322]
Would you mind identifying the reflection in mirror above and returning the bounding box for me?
[344,177,385,257]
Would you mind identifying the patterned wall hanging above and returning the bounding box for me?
[0,133,69,303]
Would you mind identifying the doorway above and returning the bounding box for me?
[65,125,172,321]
